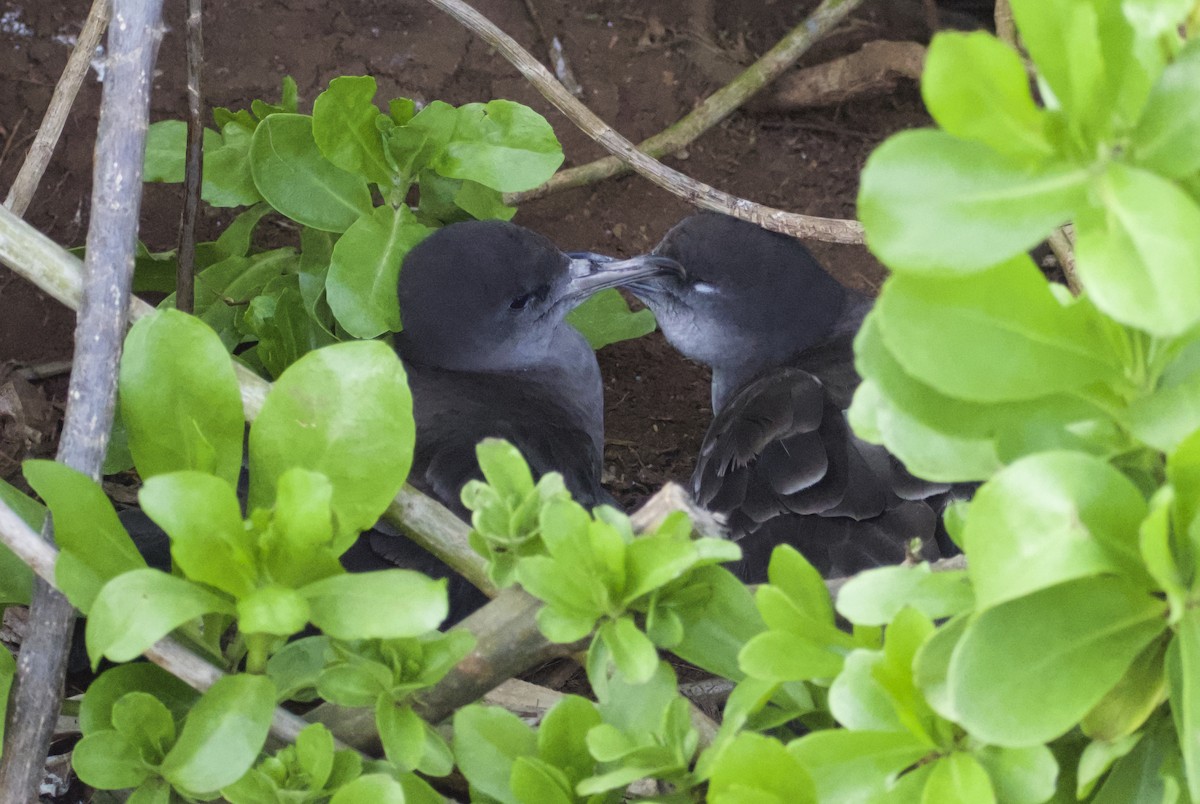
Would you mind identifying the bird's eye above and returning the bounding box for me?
[510,293,534,310]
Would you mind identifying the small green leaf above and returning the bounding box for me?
[858,129,1086,273]
[1077,733,1142,799]
[972,745,1058,804]
[111,692,176,760]
[599,617,658,684]
[143,120,221,183]
[71,730,153,790]
[376,697,425,772]
[475,438,536,501]
[266,635,329,703]
[87,569,235,667]
[329,774,406,804]
[566,289,657,350]
[510,757,573,804]
[159,674,276,796]
[1082,634,1168,741]
[1168,608,1200,801]
[80,663,199,735]
[120,309,245,486]
[1132,41,1200,178]
[740,630,844,682]
[787,730,931,803]
[237,585,311,636]
[922,753,995,804]
[948,576,1167,746]
[312,76,394,186]
[709,732,816,803]
[250,113,373,232]
[436,100,564,192]
[836,564,973,626]
[537,695,601,785]
[453,705,536,804]
[204,120,263,208]
[829,649,906,733]
[326,203,432,338]
[302,570,447,639]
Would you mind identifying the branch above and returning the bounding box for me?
[3,0,110,217]
[0,0,165,794]
[427,0,864,244]
[175,0,204,314]
[757,40,925,111]
[508,0,864,205]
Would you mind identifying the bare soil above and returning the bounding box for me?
[0,0,970,504]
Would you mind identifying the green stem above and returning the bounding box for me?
[245,633,271,675]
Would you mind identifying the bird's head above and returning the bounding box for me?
[625,213,849,373]
[397,220,683,372]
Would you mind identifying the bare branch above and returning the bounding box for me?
[426,0,864,244]
[3,0,110,217]
[175,0,205,314]
[508,0,865,205]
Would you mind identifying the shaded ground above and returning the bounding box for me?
[0,0,953,502]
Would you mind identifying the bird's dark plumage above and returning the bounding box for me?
[628,212,959,581]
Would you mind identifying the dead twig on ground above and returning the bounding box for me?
[428,0,864,244]
[0,0,163,795]
[3,0,110,217]
[508,0,864,208]
[756,40,926,111]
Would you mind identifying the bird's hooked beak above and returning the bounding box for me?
[562,252,685,304]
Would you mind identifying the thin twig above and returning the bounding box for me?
[0,0,164,795]
[428,0,864,244]
[3,0,110,217]
[175,0,204,314]
[508,0,864,206]
[1047,226,1080,294]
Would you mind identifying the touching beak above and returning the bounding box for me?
[562,252,685,305]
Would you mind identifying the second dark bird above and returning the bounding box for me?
[625,212,960,581]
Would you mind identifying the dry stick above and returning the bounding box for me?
[3,0,110,217]
[0,500,355,756]
[508,0,864,206]
[428,0,865,244]
[175,0,204,314]
[0,0,165,796]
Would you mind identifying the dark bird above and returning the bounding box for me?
[625,212,958,582]
[343,219,685,613]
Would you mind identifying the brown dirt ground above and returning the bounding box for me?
[0,1,983,502]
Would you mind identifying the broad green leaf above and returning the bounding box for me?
[947,576,1167,746]
[1082,634,1167,741]
[914,614,970,723]
[312,76,394,186]
[329,775,406,804]
[212,203,272,260]
[709,732,816,803]
[962,452,1149,610]
[203,120,262,208]
[376,698,425,772]
[922,752,995,804]
[922,32,1052,159]
[111,692,176,760]
[1168,608,1200,801]
[249,113,373,232]
[248,340,414,545]
[1128,338,1200,452]
[1077,733,1143,798]
[1008,0,1106,126]
[120,309,245,486]
[295,722,337,789]
[1132,41,1200,178]
[244,285,338,378]
[875,257,1121,402]
[836,564,973,626]
[858,129,1087,273]
[537,695,601,785]
[967,745,1057,804]
[160,674,276,796]
[452,705,536,804]
[317,662,392,708]
[436,100,564,192]
[22,460,144,613]
[510,757,573,804]
[326,204,433,338]
[237,584,310,636]
[740,630,844,682]
[476,438,536,501]
[266,635,329,703]
[302,570,447,638]
[787,730,929,802]
[80,663,199,735]
[671,565,766,681]
[1091,717,1183,803]
[71,730,153,790]
[143,120,221,182]
[566,288,657,350]
[829,649,906,733]
[139,471,257,599]
[1075,164,1200,336]
[453,179,516,221]
[87,568,235,667]
[599,616,658,683]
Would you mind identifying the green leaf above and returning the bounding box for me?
[388,101,458,181]
[22,460,145,613]
[237,584,311,636]
[111,691,176,760]
[1168,608,1200,801]
[120,309,245,486]
[452,705,536,804]
[947,576,1167,746]
[312,76,394,186]
[159,674,276,796]
[913,614,969,722]
[376,697,425,772]
[922,32,1052,160]
[740,630,844,682]
[453,180,516,221]
[326,203,432,338]
[1128,338,1200,452]
[566,288,657,350]
[435,100,564,192]
[858,129,1087,273]
[139,471,257,599]
[143,119,220,182]
[768,545,833,623]
[510,757,573,804]
[301,570,447,639]
[598,616,658,683]
[244,285,338,378]
[1075,164,1200,336]
[249,113,373,232]
[709,732,816,803]
[1132,42,1200,178]
[874,257,1121,402]
[972,745,1058,804]
[787,730,930,802]
[829,649,907,733]
[1077,733,1142,799]
[962,452,1150,610]
[670,565,766,682]
[71,730,153,790]
[203,120,263,208]
[80,663,199,735]
[248,340,414,545]
[87,568,235,667]
[836,564,973,626]
[329,774,406,804]
[1082,634,1168,741]
[475,438,536,501]
[537,695,601,785]
[0,648,12,745]
[922,753,995,804]
[266,635,329,702]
